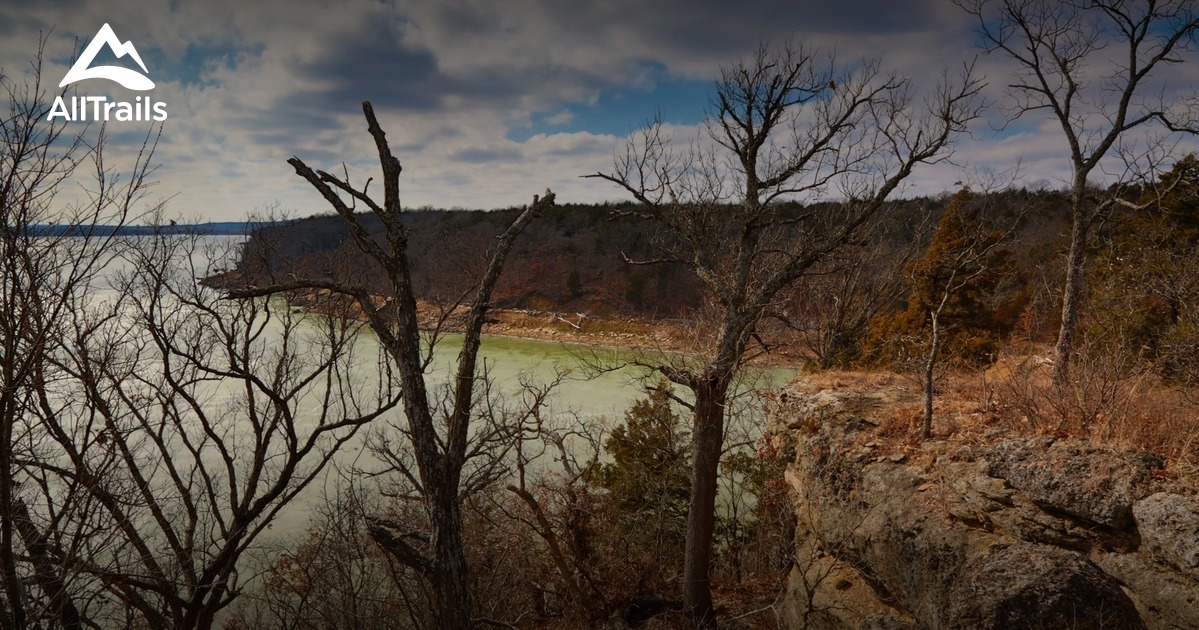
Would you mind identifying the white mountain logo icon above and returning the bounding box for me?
[59,23,155,91]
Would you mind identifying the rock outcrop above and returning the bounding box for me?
[769,381,1199,630]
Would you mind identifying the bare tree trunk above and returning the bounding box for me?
[923,313,941,439]
[233,102,553,628]
[1053,185,1089,388]
[0,440,24,630]
[958,2,1199,388]
[11,500,81,630]
[431,494,472,629]
[591,42,980,627]
[683,373,730,629]
[0,383,23,629]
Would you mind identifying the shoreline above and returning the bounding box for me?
[427,303,807,369]
[202,274,807,369]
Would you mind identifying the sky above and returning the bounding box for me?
[2,0,1198,222]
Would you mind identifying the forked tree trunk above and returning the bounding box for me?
[262,102,556,629]
[683,373,730,628]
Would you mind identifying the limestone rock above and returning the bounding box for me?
[772,383,1195,630]
[948,544,1144,629]
[1133,492,1199,578]
[1093,550,1199,629]
[982,437,1163,529]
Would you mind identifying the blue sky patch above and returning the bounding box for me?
[509,73,712,142]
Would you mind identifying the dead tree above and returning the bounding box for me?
[957,0,1199,386]
[588,41,982,627]
[4,42,375,630]
[228,101,555,628]
[782,219,917,370]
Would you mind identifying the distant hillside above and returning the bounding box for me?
[233,194,1070,320]
[28,221,274,237]
[239,203,706,317]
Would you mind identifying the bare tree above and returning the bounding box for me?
[907,190,1014,438]
[21,228,395,629]
[233,485,415,630]
[587,41,982,626]
[228,101,555,628]
[0,39,159,629]
[780,218,917,369]
[501,405,613,624]
[4,47,552,630]
[957,0,1199,386]
[4,44,404,629]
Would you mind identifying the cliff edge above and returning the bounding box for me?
[768,378,1199,630]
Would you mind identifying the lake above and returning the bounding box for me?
[85,235,794,538]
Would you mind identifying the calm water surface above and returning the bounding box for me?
[94,235,794,537]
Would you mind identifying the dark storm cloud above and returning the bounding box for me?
[275,4,642,113]
[286,13,441,112]
[17,0,964,133]
[239,0,958,155]
[407,0,953,66]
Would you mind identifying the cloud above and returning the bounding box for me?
[543,110,574,126]
[2,0,1196,221]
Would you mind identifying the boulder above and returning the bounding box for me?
[1133,492,1199,578]
[948,544,1143,629]
[983,437,1163,529]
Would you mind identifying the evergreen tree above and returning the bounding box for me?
[869,190,1015,368]
[593,382,691,549]
[868,189,1016,436]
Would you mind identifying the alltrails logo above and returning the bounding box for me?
[47,23,168,122]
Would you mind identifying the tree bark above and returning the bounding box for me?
[0,448,25,630]
[431,495,472,629]
[1053,181,1089,388]
[923,313,940,439]
[683,373,730,628]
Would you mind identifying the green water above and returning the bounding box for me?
[274,328,795,535]
[93,238,797,539]
[415,331,796,419]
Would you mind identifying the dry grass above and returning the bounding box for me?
[988,349,1199,468]
[876,406,921,440]
[790,348,1199,476]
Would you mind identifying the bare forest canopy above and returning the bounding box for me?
[232,190,1071,324]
